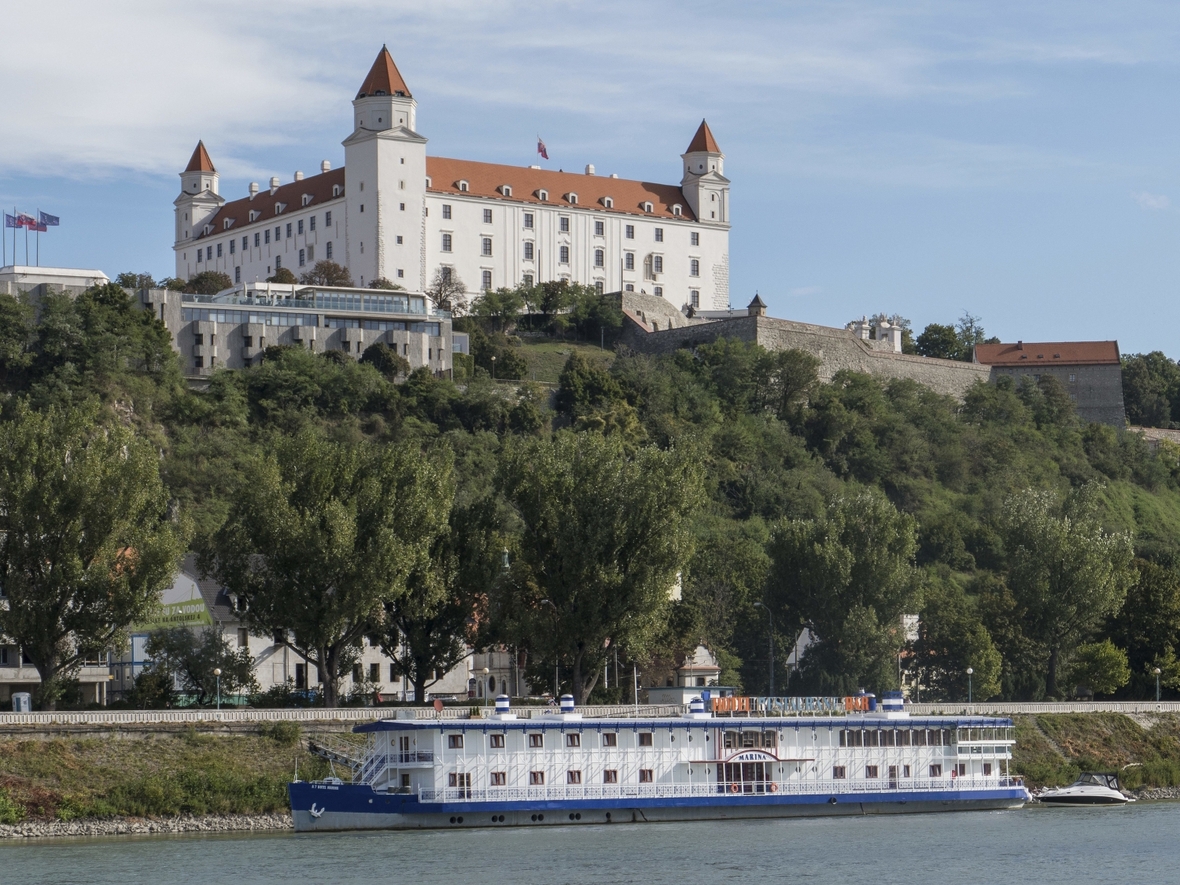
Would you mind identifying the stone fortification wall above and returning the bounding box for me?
[987,363,1125,429]
[622,313,990,400]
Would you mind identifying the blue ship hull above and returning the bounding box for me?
[288,781,1029,832]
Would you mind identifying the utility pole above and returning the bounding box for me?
[754,602,774,696]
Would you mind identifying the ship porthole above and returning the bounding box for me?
[575,813,582,820]
[606,812,612,822]
[828,797,837,805]
[450,816,456,824]
[457,816,463,823]
[531,814,537,822]
[569,813,576,821]
[538,814,545,821]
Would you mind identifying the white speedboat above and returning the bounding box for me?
[1036,772,1132,806]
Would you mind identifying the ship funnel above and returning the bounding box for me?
[495,694,511,714]
[559,694,575,713]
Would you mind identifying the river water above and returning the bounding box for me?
[2,802,1176,884]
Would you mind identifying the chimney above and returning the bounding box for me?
[269,176,280,194]
[1017,340,1023,350]
[294,170,304,181]
[321,160,331,173]
[248,182,259,200]
[585,164,595,175]
[610,173,619,179]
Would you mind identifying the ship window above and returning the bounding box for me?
[761,731,776,748]
[602,733,617,748]
[638,733,653,747]
[833,766,846,779]
[566,733,581,747]
[898,730,911,747]
[639,769,653,783]
[881,730,895,747]
[448,734,464,749]
[913,730,927,747]
[865,765,879,779]
[864,731,879,748]
[603,769,618,783]
[983,763,993,776]
[401,774,411,788]
[490,772,506,786]
[957,764,968,776]
[529,771,545,785]
[489,734,505,748]
[528,733,544,748]
[567,770,582,784]
[929,764,942,777]
[903,765,911,777]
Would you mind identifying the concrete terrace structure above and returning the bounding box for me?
[0,265,108,298]
[174,47,730,313]
[137,282,457,378]
[973,341,1125,428]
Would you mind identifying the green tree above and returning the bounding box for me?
[0,402,186,708]
[143,627,258,706]
[185,271,234,294]
[472,287,525,332]
[299,260,354,287]
[427,267,468,315]
[114,272,157,290]
[0,292,33,386]
[1108,558,1180,697]
[496,431,703,702]
[912,578,1002,702]
[1065,639,1131,696]
[205,431,453,706]
[998,486,1135,697]
[368,278,405,290]
[266,268,298,284]
[767,489,920,694]
[359,342,411,380]
[1122,351,1180,428]
[914,323,960,360]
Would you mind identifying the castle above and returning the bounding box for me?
[174,46,730,313]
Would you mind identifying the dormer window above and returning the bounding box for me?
[565,193,578,205]
[223,218,234,230]
[499,184,513,196]
[249,210,260,223]
[202,224,213,236]
[332,184,343,197]
[602,196,614,209]
[537,189,548,202]
[302,194,313,207]
[672,204,682,217]
[642,201,653,213]
[457,180,469,192]
[275,202,286,215]
[425,176,432,188]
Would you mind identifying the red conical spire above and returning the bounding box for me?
[685,120,720,154]
[356,45,412,99]
[184,140,216,173]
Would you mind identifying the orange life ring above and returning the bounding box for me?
[730,783,740,793]
[769,782,779,792]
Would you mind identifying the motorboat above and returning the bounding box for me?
[1036,772,1132,806]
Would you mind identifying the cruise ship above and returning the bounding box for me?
[288,693,1029,831]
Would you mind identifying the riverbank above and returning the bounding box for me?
[0,812,292,839]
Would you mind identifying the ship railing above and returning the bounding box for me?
[356,751,433,784]
[416,775,1024,803]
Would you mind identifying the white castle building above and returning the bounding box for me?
[174,47,731,312]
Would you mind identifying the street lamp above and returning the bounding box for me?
[214,667,222,710]
[490,355,496,380]
[754,602,775,697]
[1155,667,1162,703]
[482,667,490,706]
[966,667,974,704]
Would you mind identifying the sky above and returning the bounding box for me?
[2,1,1179,354]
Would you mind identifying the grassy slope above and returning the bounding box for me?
[1012,714,1180,788]
[518,338,614,383]
[0,727,337,823]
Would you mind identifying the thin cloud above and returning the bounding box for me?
[789,286,823,297]
[1133,191,1170,210]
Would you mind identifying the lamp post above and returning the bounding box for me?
[1155,667,1162,703]
[754,602,774,697]
[214,667,222,710]
[490,355,496,380]
[966,667,974,704]
[482,667,490,706]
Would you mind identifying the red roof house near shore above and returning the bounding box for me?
[973,340,1125,428]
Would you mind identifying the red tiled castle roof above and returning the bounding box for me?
[685,120,720,154]
[974,341,1121,367]
[185,141,215,173]
[357,45,411,99]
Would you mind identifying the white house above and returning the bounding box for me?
[174,46,731,313]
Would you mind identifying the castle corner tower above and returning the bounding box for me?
[680,120,729,226]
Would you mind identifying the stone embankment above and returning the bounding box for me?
[1133,787,1180,801]
[0,812,293,839]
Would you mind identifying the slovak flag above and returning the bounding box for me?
[16,212,36,228]
[537,137,549,160]
[39,211,59,226]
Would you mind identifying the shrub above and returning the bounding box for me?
[259,721,302,746]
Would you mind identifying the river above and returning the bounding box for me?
[2,802,1175,884]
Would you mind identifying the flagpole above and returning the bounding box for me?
[36,209,39,267]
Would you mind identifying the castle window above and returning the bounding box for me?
[595,220,604,236]
[216,243,223,258]
[325,211,332,227]
[711,193,716,201]
[457,180,469,192]
[249,210,259,222]
[625,225,635,239]
[242,236,248,250]
[523,241,534,261]
[559,216,570,233]
[690,259,700,277]
[297,219,304,235]
[397,269,403,278]
[691,232,699,246]
[655,228,664,242]
[625,284,634,291]
[499,185,512,197]
[523,213,534,228]
[482,270,492,291]
[332,185,342,197]
[624,253,634,271]
[566,193,578,205]
[396,235,403,244]
[275,203,284,215]
[274,226,281,240]
[206,246,212,260]
[595,281,604,295]
[286,223,292,238]
[196,249,202,263]
[223,218,233,230]
[481,237,493,257]
[672,204,682,216]
[400,203,405,211]
[653,255,664,274]
[603,197,614,209]
[255,233,261,247]
[302,194,312,207]
[442,233,453,252]
[522,273,533,287]
[653,286,662,296]
[642,201,653,213]
[483,208,493,224]
[310,216,316,231]
[537,189,548,202]
[235,267,241,283]
[264,229,270,244]
[594,249,604,267]
[229,239,235,255]
[399,180,405,190]
[690,290,700,308]
[299,249,306,267]
[275,256,282,270]
[559,245,570,264]
[360,204,364,213]
[326,241,333,259]
[442,204,452,220]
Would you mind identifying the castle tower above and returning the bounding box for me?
[342,46,427,288]
[174,141,224,247]
[680,120,729,225]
